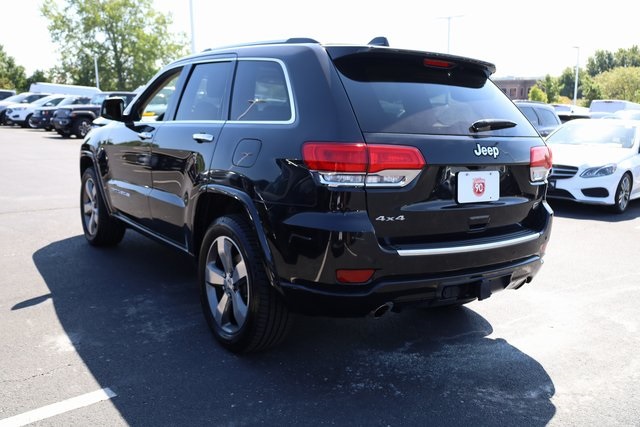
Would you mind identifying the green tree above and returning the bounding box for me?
[0,44,27,90]
[41,0,188,91]
[528,85,548,103]
[587,49,616,77]
[581,75,602,106]
[26,70,49,88]
[613,45,640,68]
[536,74,560,103]
[594,67,640,102]
[557,66,587,99]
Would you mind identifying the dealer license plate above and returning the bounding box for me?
[457,171,499,203]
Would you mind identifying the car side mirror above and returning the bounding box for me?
[101,97,126,121]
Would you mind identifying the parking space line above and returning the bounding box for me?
[0,387,117,427]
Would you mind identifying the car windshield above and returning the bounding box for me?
[546,119,638,148]
[2,93,28,103]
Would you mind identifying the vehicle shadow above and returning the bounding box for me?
[548,198,640,222]
[30,234,556,426]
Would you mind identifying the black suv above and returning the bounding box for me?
[81,38,553,353]
[53,91,136,138]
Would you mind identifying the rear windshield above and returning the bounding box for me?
[333,52,536,137]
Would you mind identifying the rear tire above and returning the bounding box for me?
[80,167,126,246]
[199,215,292,353]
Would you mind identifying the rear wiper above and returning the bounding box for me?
[469,119,517,133]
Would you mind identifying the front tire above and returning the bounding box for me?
[80,167,126,246]
[73,118,92,138]
[199,215,292,353]
[612,173,632,214]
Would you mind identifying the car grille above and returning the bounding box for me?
[550,165,578,179]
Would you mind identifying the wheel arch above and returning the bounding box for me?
[192,185,280,291]
[80,151,116,215]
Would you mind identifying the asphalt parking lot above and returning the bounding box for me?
[0,126,639,426]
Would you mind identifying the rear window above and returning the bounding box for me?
[333,52,536,137]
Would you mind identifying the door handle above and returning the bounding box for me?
[193,133,214,143]
[138,131,153,140]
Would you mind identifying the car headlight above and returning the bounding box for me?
[13,107,26,111]
[580,164,617,178]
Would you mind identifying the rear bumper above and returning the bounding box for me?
[278,255,543,316]
[271,202,553,317]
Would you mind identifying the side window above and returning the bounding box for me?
[519,106,539,125]
[230,60,292,122]
[140,71,181,122]
[175,61,233,121]
[538,108,561,126]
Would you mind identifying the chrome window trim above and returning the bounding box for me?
[226,57,296,125]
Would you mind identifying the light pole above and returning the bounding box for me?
[573,46,580,106]
[189,0,196,54]
[94,57,100,90]
[438,15,464,53]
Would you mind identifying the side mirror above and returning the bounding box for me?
[101,97,126,121]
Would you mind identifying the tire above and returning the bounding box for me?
[21,114,32,128]
[612,173,632,214]
[73,118,92,138]
[199,215,292,353]
[80,167,126,246]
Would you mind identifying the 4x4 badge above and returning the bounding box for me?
[474,143,500,159]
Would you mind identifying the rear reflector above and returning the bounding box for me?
[336,269,375,284]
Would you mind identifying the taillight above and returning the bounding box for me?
[302,142,426,187]
[530,146,552,182]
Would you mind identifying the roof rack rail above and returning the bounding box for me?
[203,38,320,52]
[285,37,320,44]
[368,37,389,47]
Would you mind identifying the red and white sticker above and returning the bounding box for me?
[458,171,499,203]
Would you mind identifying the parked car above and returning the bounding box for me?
[514,101,562,137]
[546,118,640,213]
[0,89,16,100]
[589,99,640,119]
[0,92,51,125]
[601,110,640,120]
[3,94,68,127]
[52,91,137,138]
[552,103,591,123]
[82,37,553,353]
[29,95,92,130]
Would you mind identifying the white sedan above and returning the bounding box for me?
[545,118,640,213]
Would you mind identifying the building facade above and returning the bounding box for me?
[492,77,540,100]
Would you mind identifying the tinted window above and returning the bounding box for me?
[230,60,292,122]
[538,108,560,126]
[176,61,233,121]
[519,106,539,124]
[334,52,536,136]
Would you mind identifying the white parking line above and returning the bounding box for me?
[0,387,117,427]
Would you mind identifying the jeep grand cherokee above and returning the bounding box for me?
[80,37,553,353]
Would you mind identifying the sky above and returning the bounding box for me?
[3,0,639,80]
